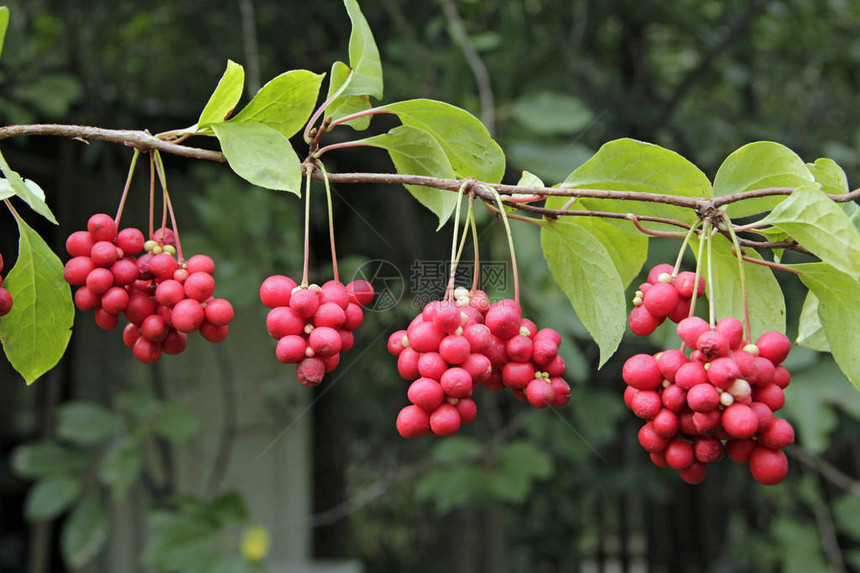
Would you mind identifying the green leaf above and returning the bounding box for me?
[694,234,785,339]
[516,170,544,189]
[0,7,8,62]
[761,185,860,279]
[0,177,44,201]
[430,436,483,463]
[154,402,199,442]
[541,221,626,367]
[545,196,648,288]
[488,440,553,502]
[341,0,383,99]
[379,99,505,183]
[796,292,830,352]
[807,157,849,195]
[210,122,301,194]
[198,60,245,126]
[11,441,90,479]
[61,490,109,568]
[796,262,860,389]
[0,213,73,384]
[511,92,594,135]
[210,491,248,524]
[561,138,711,226]
[230,70,324,139]
[834,493,860,541]
[143,510,220,571]
[323,61,372,130]
[771,517,829,573]
[713,141,814,218]
[357,125,457,228]
[0,150,57,224]
[507,140,593,184]
[98,436,143,500]
[57,401,123,446]
[25,474,83,522]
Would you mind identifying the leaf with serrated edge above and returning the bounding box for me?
[324,61,372,129]
[61,490,109,569]
[197,60,244,126]
[25,474,84,522]
[797,291,830,352]
[807,157,849,195]
[230,70,324,139]
[210,122,301,194]
[0,150,56,224]
[692,234,785,338]
[357,125,457,229]
[541,221,626,367]
[0,7,9,62]
[562,138,711,227]
[795,262,860,389]
[380,99,505,183]
[761,185,860,279]
[713,141,814,218]
[342,0,382,98]
[0,213,73,384]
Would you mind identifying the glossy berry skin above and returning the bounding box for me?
[721,403,759,439]
[628,305,663,336]
[643,282,679,317]
[172,299,205,333]
[346,279,374,307]
[396,405,431,438]
[484,300,522,339]
[87,213,118,243]
[525,378,555,408]
[622,354,663,391]
[408,378,445,411]
[204,299,234,326]
[429,404,461,436]
[749,446,788,485]
[677,317,711,349]
[756,331,791,365]
[260,275,297,308]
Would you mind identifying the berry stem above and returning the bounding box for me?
[672,221,701,276]
[627,213,688,239]
[303,70,354,144]
[706,224,716,329]
[313,140,373,159]
[487,186,520,304]
[316,160,339,283]
[735,252,802,274]
[148,153,156,238]
[725,215,753,343]
[326,108,396,131]
[114,149,140,226]
[445,181,468,301]
[153,151,184,261]
[452,192,475,279]
[301,166,312,287]
[469,195,480,293]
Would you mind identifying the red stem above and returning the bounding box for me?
[114,150,140,226]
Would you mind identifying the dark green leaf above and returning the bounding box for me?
[198,60,245,126]
[25,474,83,522]
[230,69,324,139]
[796,262,860,389]
[429,436,483,463]
[0,7,8,62]
[11,441,90,479]
[0,150,56,223]
[210,122,301,194]
[488,440,553,502]
[807,157,848,195]
[143,510,220,571]
[541,221,626,367]
[342,0,383,98]
[154,402,199,442]
[511,92,594,135]
[0,213,73,384]
[12,75,82,118]
[761,185,860,279]
[416,466,489,514]
[98,436,143,500]
[834,493,860,541]
[771,517,829,573]
[61,490,109,568]
[57,401,123,446]
[796,292,830,352]
[323,61,372,130]
[357,125,457,228]
[713,141,814,218]
[562,138,711,226]
[380,99,505,183]
[210,491,248,524]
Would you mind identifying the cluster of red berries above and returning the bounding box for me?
[261,276,374,386]
[389,287,571,438]
[0,254,11,321]
[63,213,234,363]
[629,263,706,335]
[623,267,795,485]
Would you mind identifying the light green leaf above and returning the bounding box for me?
[511,91,594,135]
[561,138,711,226]
[807,157,849,195]
[380,99,505,183]
[210,122,301,194]
[541,221,626,367]
[0,213,73,384]
[61,490,109,569]
[323,61,371,130]
[795,262,860,389]
[25,474,84,522]
[761,185,860,279]
[796,292,830,352]
[342,0,383,98]
[230,70,324,139]
[357,125,457,228]
[0,150,57,224]
[143,510,220,571]
[694,234,785,339]
[57,401,123,446]
[713,141,814,218]
[0,177,43,201]
[0,7,8,62]
[516,170,544,189]
[545,196,648,288]
[11,441,90,479]
[154,402,199,442]
[198,60,245,126]
[98,436,143,500]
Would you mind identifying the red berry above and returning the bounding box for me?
[484,299,522,339]
[155,280,185,307]
[753,384,785,411]
[205,299,234,326]
[456,398,478,424]
[686,383,720,412]
[667,296,692,323]
[429,403,461,436]
[621,354,663,391]
[661,384,687,412]
[643,282,679,317]
[266,307,305,339]
[90,241,119,267]
[183,272,215,302]
[151,227,176,246]
[677,317,710,349]
[628,304,664,336]
[66,231,94,257]
[343,303,363,331]
[122,323,141,348]
[439,335,471,365]
[87,213,118,243]
[125,292,157,325]
[679,461,708,484]
[185,254,215,275]
[133,337,162,363]
[407,321,444,353]
[162,329,188,354]
[276,335,306,363]
[726,438,757,463]
[260,275,297,308]
[550,378,571,407]
[647,263,674,284]
[716,317,744,349]
[74,287,100,312]
[94,308,119,330]
[100,286,129,314]
[462,353,492,382]
[296,357,326,387]
[706,357,740,389]
[320,281,350,309]
[322,353,340,372]
[650,452,669,467]
[656,350,688,382]
[652,409,680,438]
[397,347,421,380]
[463,324,492,353]
[665,439,695,470]
[638,422,669,453]
[141,314,170,342]
[674,272,706,299]
[630,390,662,419]
[544,354,566,377]
[505,335,533,363]
[440,367,473,399]
[501,361,535,390]
[773,366,791,389]
[532,337,559,366]
[148,253,178,281]
[749,446,788,485]
[694,436,724,463]
[172,299,205,333]
[290,288,321,319]
[110,258,138,286]
[396,405,431,438]
[116,228,145,255]
[692,409,721,434]
[308,326,342,357]
[696,330,730,359]
[408,378,445,411]
[417,352,447,381]
[313,302,346,328]
[758,418,795,449]
[345,279,374,307]
[64,256,96,286]
[750,401,775,430]
[199,321,229,342]
[525,378,555,408]
[721,403,759,439]
[756,331,791,365]
[674,362,707,389]
[433,302,462,333]
[85,267,114,295]
[387,330,408,357]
